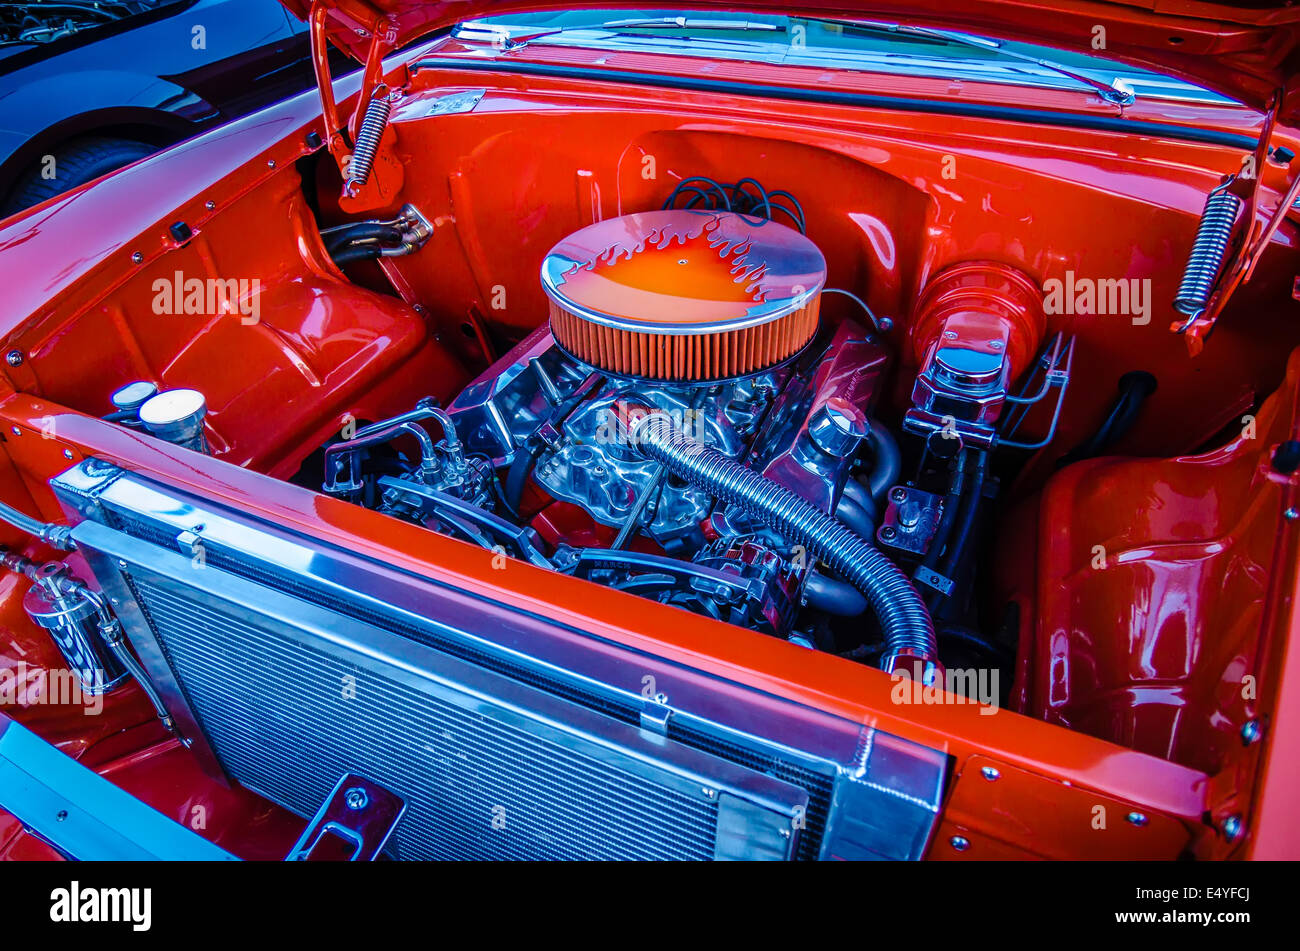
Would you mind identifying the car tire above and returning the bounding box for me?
[2,136,158,215]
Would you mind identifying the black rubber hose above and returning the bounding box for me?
[938,450,988,584]
[922,450,968,571]
[504,442,543,515]
[324,223,403,254]
[834,494,876,540]
[1057,371,1157,467]
[504,374,603,515]
[804,570,869,616]
[330,243,384,266]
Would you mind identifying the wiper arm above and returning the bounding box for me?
[458,17,782,52]
[825,20,1135,107]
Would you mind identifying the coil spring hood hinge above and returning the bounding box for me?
[309,1,404,213]
[1174,90,1300,356]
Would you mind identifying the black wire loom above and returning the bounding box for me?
[662,176,807,234]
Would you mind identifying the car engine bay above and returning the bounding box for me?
[242,191,1074,687]
[3,38,1298,859]
[48,101,1296,782]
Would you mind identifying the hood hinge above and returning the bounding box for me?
[309,0,404,213]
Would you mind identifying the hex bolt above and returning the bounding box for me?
[880,526,897,540]
[131,251,143,264]
[5,351,23,367]
[344,787,369,811]
[889,487,908,503]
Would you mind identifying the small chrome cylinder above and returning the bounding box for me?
[22,563,128,694]
[138,389,209,453]
[110,380,158,414]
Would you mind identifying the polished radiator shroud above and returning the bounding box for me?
[52,461,946,861]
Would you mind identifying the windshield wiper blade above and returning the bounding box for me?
[825,20,1136,106]
[458,17,783,52]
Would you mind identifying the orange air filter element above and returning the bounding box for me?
[541,210,826,382]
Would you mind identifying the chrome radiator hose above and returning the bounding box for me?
[626,407,938,676]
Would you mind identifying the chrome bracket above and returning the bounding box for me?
[286,773,406,861]
[639,698,673,737]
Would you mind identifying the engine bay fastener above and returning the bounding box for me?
[949,836,970,851]
[1126,812,1149,827]
[1271,439,1300,473]
[1241,720,1263,745]
[981,766,1000,781]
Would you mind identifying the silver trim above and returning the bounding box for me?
[54,461,948,860]
[0,713,237,861]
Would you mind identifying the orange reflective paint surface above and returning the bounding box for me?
[0,18,1297,859]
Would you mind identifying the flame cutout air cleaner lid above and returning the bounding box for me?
[541,210,826,382]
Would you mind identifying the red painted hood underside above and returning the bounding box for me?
[283,0,1300,120]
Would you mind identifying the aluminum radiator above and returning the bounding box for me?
[53,461,946,861]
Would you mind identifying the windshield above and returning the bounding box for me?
[455,9,1239,107]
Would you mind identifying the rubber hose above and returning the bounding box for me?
[504,443,542,515]
[834,493,876,540]
[922,451,968,571]
[865,424,902,503]
[325,224,403,255]
[330,243,384,266]
[938,450,988,584]
[805,570,869,616]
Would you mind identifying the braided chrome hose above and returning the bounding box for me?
[1173,180,1242,322]
[626,407,938,676]
[346,90,393,192]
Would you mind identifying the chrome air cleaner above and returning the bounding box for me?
[541,210,826,382]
